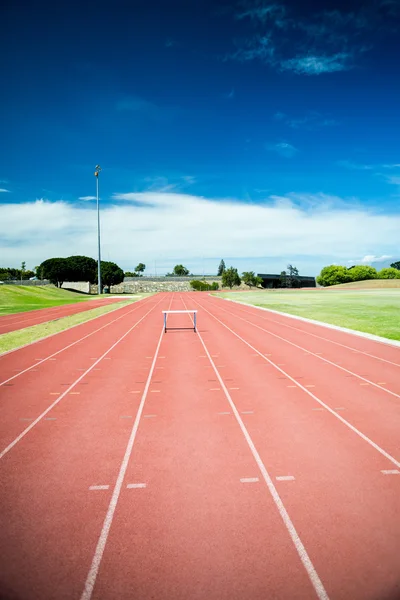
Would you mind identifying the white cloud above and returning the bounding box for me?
[280,53,353,75]
[348,255,393,265]
[266,142,298,158]
[79,196,97,201]
[1,194,399,275]
[0,188,10,193]
[338,160,373,170]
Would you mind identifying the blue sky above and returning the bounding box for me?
[1,0,400,275]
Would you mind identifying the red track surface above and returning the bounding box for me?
[1,292,399,600]
[0,297,127,334]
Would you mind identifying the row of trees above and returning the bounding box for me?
[317,262,400,287]
[39,256,124,289]
[124,263,146,277]
[0,262,35,281]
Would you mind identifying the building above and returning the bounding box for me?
[257,273,316,289]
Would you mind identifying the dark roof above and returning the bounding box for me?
[257,273,315,280]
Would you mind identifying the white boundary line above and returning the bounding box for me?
[0,297,155,387]
[192,296,400,469]
[216,295,400,349]
[80,297,173,600]
[215,297,400,367]
[208,298,400,401]
[0,298,163,459]
[180,296,329,599]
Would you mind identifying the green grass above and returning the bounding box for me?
[0,285,100,316]
[0,297,146,354]
[217,289,400,341]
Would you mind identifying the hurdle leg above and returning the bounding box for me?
[164,313,167,333]
[194,311,197,332]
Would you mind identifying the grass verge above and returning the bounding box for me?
[0,285,103,316]
[216,289,400,342]
[0,297,144,354]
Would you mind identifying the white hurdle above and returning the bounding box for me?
[162,310,197,333]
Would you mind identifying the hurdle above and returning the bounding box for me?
[162,310,197,333]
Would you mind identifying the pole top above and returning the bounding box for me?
[94,165,101,177]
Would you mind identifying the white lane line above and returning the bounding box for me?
[217,411,231,415]
[120,416,133,419]
[222,297,400,367]
[211,302,400,401]
[381,470,400,475]
[143,414,157,418]
[0,301,161,460]
[19,418,33,421]
[193,300,400,470]
[312,407,324,411]
[229,387,240,390]
[240,477,259,483]
[0,298,155,386]
[89,485,110,491]
[150,390,160,393]
[210,388,220,391]
[126,483,147,488]
[129,391,141,394]
[182,297,329,600]
[241,411,254,414]
[80,316,169,600]
[276,476,295,481]
[44,417,57,421]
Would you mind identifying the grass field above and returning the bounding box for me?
[0,285,98,316]
[324,279,400,289]
[0,298,144,354]
[217,288,400,341]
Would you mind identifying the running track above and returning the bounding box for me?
[0,292,399,600]
[0,296,127,335]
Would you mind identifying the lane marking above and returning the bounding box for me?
[0,301,162,460]
[312,408,324,411]
[210,300,400,400]
[69,392,80,395]
[129,391,141,394]
[305,385,315,388]
[89,485,110,491]
[360,383,369,386]
[381,470,400,475]
[150,390,160,393]
[241,411,254,414]
[182,296,329,600]
[0,297,156,386]
[192,300,400,471]
[276,476,295,481]
[240,477,259,483]
[120,416,133,419]
[143,414,157,418]
[377,382,386,385]
[287,385,297,388]
[50,392,60,395]
[44,417,57,421]
[229,387,240,390]
[210,388,220,391]
[126,483,147,489]
[19,418,33,421]
[217,411,231,415]
[80,306,170,600]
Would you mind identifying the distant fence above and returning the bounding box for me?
[124,276,223,282]
[0,279,50,286]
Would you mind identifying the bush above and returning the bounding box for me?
[316,265,352,287]
[348,265,378,281]
[190,280,219,291]
[377,267,400,279]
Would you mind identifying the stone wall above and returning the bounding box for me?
[62,281,90,294]
[90,277,222,294]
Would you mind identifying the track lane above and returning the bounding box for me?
[0,295,172,600]
[183,293,400,600]
[193,294,400,460]
[0,296,126,334]
[89,295,323,600]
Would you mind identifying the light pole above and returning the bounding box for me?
[95,165,102,294]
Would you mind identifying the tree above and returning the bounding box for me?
[279,270,287,288]
[217,259,226,276]
[222,267,241,289]
[348,265,377,281]
[390,261,400,271]
[66,255,97,283]
[286,264,300,288]
[99,261,124,288]
[316,265,353,287]
[173,264,190,276]
[39,258,69,288]
[242,271,261,289]
[21,261,26,282]
[134,263,146,276]
[377,267,400,279]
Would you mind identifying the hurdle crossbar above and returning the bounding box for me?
[162,310,197,333]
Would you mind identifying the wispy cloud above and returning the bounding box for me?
[235,2,286,24]
[337,160,374,171]
[79,196,97,201]
[274,110,337,129]
[266,141,298,158]
[116,95,179,122]
[280,53,353,75]
[0,188,10,193]
[224,34,275,63]
[348,254,393,265]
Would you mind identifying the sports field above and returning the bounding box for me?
[0,285,98,315]
[1,291,400,600]
[219,288,400,341]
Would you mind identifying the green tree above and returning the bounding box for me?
[316,265,352,287]
[286,264,300,288]
[21,261,26,282]
[222,267,241,289]
[377,267,400,279]
[99,261,124,288]
[390,261,400,271]
[173,264,190,276]
[242,271,260,289]
[279,270,287,288]
[134,263,146,276]
[348,265,378,281]
[217,259,226,276]
[39,258,69,288]
[66,255,97,283]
